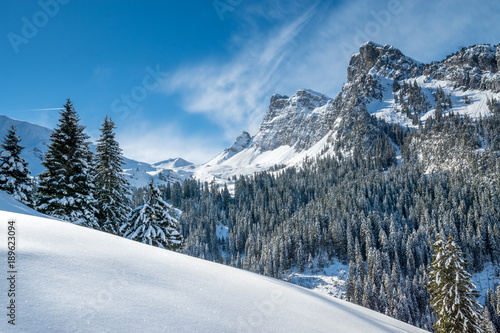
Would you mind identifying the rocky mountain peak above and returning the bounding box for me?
[359,41,385,69]
[252,89,333,152]
[270,93,289,104]
[442,44,498,73]
[226,131,252,154]
[347,41,420,82]
[424,43,500,92]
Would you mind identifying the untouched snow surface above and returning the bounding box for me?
[0,197,426,332]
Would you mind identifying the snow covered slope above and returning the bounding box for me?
[0,199,427,332]
[0,191,47,218]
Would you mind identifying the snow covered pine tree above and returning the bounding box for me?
[427,234,482,333]
[121,180,183,250]
[94,116,131,234]
[0,124,33,205]
[37,99,98,227]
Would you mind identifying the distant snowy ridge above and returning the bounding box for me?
[0,115,51,177]
[152,157,194,169]
[0,115,191,188]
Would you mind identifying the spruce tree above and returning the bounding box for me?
[121,179,183,250]
[480,307,496,333]
[94,116,131,234]
[427,234,482,333]
[37,99,98,227]
[0,124,33,205]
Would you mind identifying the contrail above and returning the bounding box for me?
[9,108,61,112]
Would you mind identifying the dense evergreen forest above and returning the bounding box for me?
[155,113,500,330]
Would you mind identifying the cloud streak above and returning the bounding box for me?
[7,108,61,112]
[161,5,318,140]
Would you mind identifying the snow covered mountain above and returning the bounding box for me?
[194,89,336,183]
[153,157,194,169]
[350,42,498,123]
[194,41,500,184]
[122,156,192,189]
[0,194,426,332]
[253,89,333,151]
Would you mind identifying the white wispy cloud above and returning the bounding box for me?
[160,5,318,140]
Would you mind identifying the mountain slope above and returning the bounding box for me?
[0,198,426,332]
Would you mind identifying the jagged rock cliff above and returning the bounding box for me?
[252,89,333,151]
[424,44,500,92]
[347,41,422,82]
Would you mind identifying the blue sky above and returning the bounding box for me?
[1,0,499,163]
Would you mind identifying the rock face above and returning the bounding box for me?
[225,131,252,154]
[347,42,421,82]
[252,89,333,151]
[497,46,500,72]
[424,44,500,92]
[444,45,497,73]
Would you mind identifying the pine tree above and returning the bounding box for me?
[0,124,33,205]
[427,234,483,333]
[393,79,401,93]
[37,99,98,227]
[121,179,183,250]
[480,307,496,333]
[94,116,131,234]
